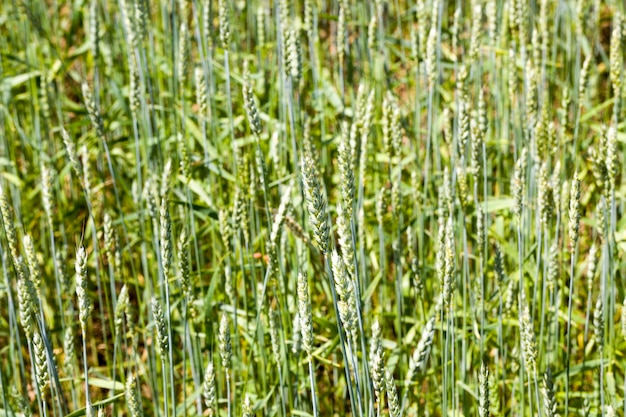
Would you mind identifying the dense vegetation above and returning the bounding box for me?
[0,0,625,416]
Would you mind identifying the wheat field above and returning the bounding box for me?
[0,0,624,416]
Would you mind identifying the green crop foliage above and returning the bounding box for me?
[0,0,625,416]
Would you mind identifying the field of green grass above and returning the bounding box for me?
[0,0,625,416]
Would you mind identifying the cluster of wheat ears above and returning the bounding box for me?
[0,0,625,416]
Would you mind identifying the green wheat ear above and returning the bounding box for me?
[125,373,142,417]
[177,228,190,299]
[369,320,384,402]
[386,370,400,417]
[33,329,49,393]
[593,297,604,351]
[203,360,216,416]
[75,246,91,330]
[297,272,314,359]
[178,23,189,88]
[407,313,436,380]
[268,306,281,368]
[478,363,490,417]
[242,395,253,417]
[17,260,36,336]
[151,296,168,358]
[82,82,105,141]
[301,153,329,254]
[115,285,129,336]
[256,7,266,51]
[542,369,559,417]
[218,0,230,50]
[520,299,537,376]
[568,172,581,247]
[243,65,262,137]
[218,314,232,370]
[285,29,302,85]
